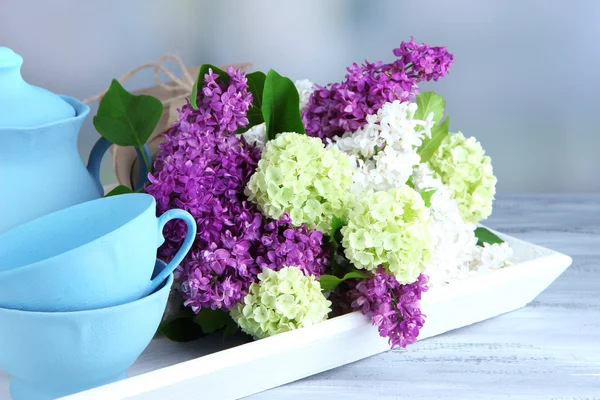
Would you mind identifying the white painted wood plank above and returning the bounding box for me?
[0,194,596,400]
[248,194,600,399]
[55,230,571,399]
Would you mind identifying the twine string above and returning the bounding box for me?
[82,53,195,105]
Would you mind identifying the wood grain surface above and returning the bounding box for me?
[0,194,597,400]
[247,194,600,399]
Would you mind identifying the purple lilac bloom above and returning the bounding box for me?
[303,38,454,142]
[146,66,264,311]
[147,125,264,310]
[393,38,454,82]
[172,198,265,312]
[349,268,429,348]
[256,213,329,278]
[189,66,253,135]
[148,129,329,310]
[147,66,331,311]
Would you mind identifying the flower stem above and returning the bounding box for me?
[139,146,152,176]
[390,292,404,322]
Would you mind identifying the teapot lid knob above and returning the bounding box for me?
[0,47,76,128]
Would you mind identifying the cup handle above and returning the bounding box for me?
[147,209,197,294]
[87,137,152,194]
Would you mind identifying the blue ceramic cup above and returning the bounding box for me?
[0,260,173,400]
[0,193,195,312]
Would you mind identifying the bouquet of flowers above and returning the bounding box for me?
[96,38,513,349]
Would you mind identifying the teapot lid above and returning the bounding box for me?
[0,47,76,127]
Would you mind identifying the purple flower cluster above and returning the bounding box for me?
[349,268,429,348]
[256,213,329,278]
[147,66,330,311]
[147,126,264,311]
[303,38,454,141]
[148,129,260,218]
[146,66,264,311]
[393,38,454,82]
[190,66,253,135]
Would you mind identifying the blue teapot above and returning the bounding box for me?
[0,47,113,233]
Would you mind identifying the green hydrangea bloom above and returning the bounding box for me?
[341,186,433,284]
[245,132,354,233]
[428,132,497,223]
[230,267,332,339]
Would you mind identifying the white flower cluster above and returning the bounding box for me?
[244,94,514,288]
[240,79,316,149]
[412,164,478,287]
[470,242,513,272]
[241,123,266,149]
[295,79,315,111]
[412,162,514,286]
[231,267,331,339]
[330,101,433,195]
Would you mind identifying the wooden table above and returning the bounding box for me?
[0,195,597,399]
[248,194,600,399]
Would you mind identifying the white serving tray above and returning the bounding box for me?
[0,231,572,400]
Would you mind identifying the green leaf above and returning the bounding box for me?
[414,91,446,124]
[262,69,305,141]
[418,116,450,163]
[193,308,236,335]
[414,92,449,163]
[160,314,206,342]
[104,185,134,197]
[327,215,347,276]
[247,72,266,110]
[319,271,371,292]
[329,215,346,243]
[237,71,266,134]
[419,189,436,208]
[93,79,163,148]
[190,64,230,109]
[222,318,239,339]
[330,252,347,278]
[474,227,504,247]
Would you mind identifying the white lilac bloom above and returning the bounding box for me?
[411,164,479,287]
[241,123,266,149]
[294,79,315,111]
[412,164,513,285]
[470,242,513,273]
[378,101,431,150]
[330,100,433,195]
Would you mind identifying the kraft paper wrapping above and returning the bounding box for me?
[110,63,252,189]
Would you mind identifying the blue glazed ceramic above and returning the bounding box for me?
[0,47,75,126]
[0,262,173,400]
[0,193,195,312]
[0,47,149,233]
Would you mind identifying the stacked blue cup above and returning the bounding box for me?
[0,194,196,400]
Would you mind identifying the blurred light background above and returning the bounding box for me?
[1,0,598,192]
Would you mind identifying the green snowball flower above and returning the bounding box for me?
[428,132,497,223]
[230,267,332,339]
[245,132,354,233]
[341,186,433,284]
